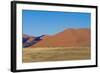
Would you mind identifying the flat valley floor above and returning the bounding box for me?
[22,47,90,63]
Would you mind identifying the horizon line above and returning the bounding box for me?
[23,28,90,37]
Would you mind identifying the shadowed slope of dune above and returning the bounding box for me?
[30,28,90,47]
[23,34,30,43]
[23,34,36,47]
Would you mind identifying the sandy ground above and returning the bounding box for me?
[22,47,90,63]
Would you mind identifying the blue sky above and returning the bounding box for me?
[22,10,91,36]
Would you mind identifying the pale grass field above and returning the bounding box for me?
[22,47,91,63]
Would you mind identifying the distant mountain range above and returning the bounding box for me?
[23,28,90,48]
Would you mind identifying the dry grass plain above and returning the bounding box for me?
[22,47,91,63]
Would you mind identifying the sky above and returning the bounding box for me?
[22,10,91,37]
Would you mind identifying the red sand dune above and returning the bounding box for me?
[29,28,90,47]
